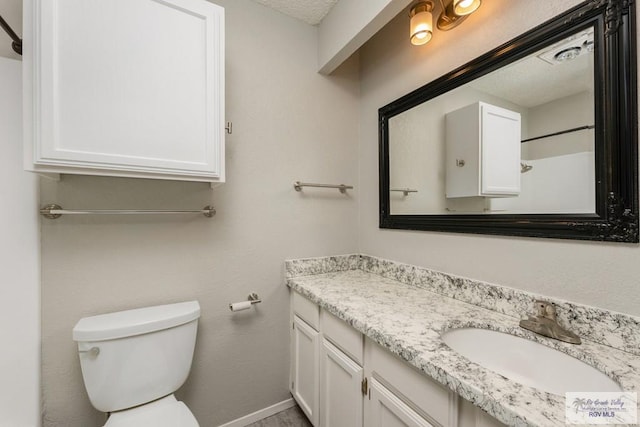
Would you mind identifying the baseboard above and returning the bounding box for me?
[217,398,297,427]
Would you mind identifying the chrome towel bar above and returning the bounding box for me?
[39,204,216,219]
[293,181,353,194]
[390,188,418,196]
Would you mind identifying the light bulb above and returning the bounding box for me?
[409,2,434,46]
[453,0,481,16]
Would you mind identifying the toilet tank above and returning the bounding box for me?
[73,301,200,413]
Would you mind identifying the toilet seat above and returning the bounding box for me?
[103,395,199,427]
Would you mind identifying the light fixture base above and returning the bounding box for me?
[437,0,469,31]
[409,1,434,17]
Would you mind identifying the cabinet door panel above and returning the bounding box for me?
[366,378,434,427]
[321,308,363,365]
[365,339,453,426]
[481,104,521,195]
[458,398,507,427]
[292,316,319,426]
[320,338,363,427]
[28,0,224,179]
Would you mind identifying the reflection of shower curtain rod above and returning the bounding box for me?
[521,125,594,143]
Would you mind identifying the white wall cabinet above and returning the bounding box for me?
[23,0,225,183]
[445,102,520,198]
[290,290,506,427]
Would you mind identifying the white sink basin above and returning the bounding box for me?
[441,328,621,395]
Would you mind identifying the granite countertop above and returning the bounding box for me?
[287,269,640,427]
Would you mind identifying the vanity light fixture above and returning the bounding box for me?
[435,0,482,32]
[409,1,434,46]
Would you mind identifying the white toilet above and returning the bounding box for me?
[72,301,201,427]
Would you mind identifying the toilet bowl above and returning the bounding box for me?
[103,395,197,427]
[73,301,201,427]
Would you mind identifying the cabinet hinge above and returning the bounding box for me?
[361,377,368,396]
[291,381,294,390]
[225,121,233,134]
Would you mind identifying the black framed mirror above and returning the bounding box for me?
[379,0,638,242]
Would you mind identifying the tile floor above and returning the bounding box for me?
[245,405,312,427]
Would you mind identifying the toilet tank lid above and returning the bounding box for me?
[73,301,200,342]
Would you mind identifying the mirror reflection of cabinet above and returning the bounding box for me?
[445,102,521,199]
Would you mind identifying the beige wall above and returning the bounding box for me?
[39,1,359,426]
[358,0,640,317]
[27,0,640,425]
[0,56,40,427]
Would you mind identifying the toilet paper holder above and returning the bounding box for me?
[228,293,262,311]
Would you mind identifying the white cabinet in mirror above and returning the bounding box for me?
[23,0,225,183]
[445,102,521,211]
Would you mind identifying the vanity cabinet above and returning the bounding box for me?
[23,0,225,183]
[366,378,433,427]
[364,336,453,427]
[291,293,320,426]
[290,290,506,427]
[445,102,520,198]
[319,307,365,427]
[320,338,364,427]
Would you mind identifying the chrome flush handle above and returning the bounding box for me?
[78,347,100,357]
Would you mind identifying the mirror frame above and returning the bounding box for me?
[379,0,638,242]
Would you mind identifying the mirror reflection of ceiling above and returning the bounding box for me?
[387,27,596,216]
[469,30,594,108]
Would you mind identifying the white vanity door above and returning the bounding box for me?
[25,0,225,181]
[366,378,435,427]
[319,338,363,427]
[292,315,320,426]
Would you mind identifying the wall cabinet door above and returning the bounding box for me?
[292,315,319,426]
[445,102,520,198]
[320,338,363,427]
[366,378,434,427]
[24,0,225,182]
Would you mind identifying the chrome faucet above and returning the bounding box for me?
[519,300,581,344]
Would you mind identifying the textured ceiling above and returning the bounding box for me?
[468,32,594,109]
[250,0,338,25]
[0,0,338,60]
